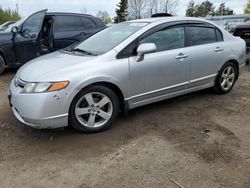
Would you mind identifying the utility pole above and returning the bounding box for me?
[220,1,224,26]
[16,3,19,14]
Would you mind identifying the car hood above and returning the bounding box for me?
[17,51,97,81]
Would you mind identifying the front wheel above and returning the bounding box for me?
[69,85,120,133]
[214,62,237,94]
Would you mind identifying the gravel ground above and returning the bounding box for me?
[0,67,250,188]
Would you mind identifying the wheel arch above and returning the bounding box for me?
[87,81,126,113]
[222,59,239,80]
[217,57,240,80]
[68,80,128,115]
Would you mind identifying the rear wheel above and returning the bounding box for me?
[214,62,237,94]
[69,85,120,133]
[0,56,5,75]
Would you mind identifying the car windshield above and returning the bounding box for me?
[72,22,148,55]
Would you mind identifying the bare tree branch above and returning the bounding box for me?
[128,0,146,19]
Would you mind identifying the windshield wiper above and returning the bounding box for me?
[71,48,97,56]
[60,48,72,53]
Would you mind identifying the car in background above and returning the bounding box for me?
[233,22,250,63]
[0,21,16,31]
[0,9,105,74]
[9,17,246,133]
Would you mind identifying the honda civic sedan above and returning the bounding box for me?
[9,17,246,133]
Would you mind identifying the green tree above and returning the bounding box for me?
[214,3,234,16]
[114,0,128,23]
[186,0,196,17]
[194,0,215,17]
[245,0,250,14]
[0,7,21,24]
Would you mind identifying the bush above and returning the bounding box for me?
[0,7,21,24]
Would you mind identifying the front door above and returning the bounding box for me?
[14,9,47,64]
[128,26,190,106]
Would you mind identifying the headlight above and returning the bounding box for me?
[22,81,69,93]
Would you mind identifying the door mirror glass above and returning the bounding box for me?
[11,26,18,33]
[136,43,157,62]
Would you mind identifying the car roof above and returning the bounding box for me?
[127,16,213,24]
[46,12,93,17]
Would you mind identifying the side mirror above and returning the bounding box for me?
[11,26,18,33]
[136,43,157,62]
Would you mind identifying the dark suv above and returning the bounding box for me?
[0,10,105,74]
[233,22,250,62]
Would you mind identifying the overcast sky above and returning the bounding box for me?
[0,0,247,18]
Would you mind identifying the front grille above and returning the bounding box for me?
[14,77,28,88]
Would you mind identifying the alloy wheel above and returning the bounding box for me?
[220,65,235,91]
[74,92,113,128]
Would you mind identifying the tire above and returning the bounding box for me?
[214,62,237,94]
[0,56,5,75]
[69,85,120,133]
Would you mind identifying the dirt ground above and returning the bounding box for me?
[0,67,250,188]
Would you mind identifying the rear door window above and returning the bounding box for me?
[216,29,223,41]
[54,16,83,32]
[188,26,217,46]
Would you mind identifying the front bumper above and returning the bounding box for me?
[9,79,69,129]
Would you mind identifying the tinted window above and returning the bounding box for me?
[189,27,217,46]
[216,29,223,41]
[80,17,96,29]
[55,16,83,32]
[22,11,45,33]
[241,31,250,39]
[140,27,185,52]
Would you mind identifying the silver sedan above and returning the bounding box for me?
[9,17,246,133]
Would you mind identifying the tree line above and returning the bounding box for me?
[186,0,234,17]
[0,7,20,24]
[1,0,250,25]
[115,0,250,23]
[115,0,179,22]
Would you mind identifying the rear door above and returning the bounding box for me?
[53,15,98,50]
[186,25,225,88]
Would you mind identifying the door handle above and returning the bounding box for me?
[176,53,188,60]
[31,34,36,38]
[214,47,224,52]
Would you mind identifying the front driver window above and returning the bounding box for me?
[140,27,185,52]
[22,11,45,33]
